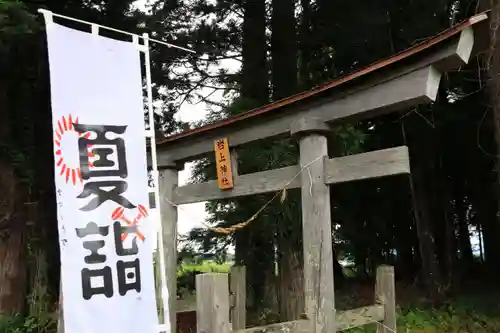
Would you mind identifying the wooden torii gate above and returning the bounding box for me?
[154,12,488,333]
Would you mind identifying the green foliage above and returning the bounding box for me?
[0,254,55,332]
[176,261,230,297]
[0,144,33,186]
[146,0,241,134]
[178,261,230,275]
[333,125,367,156]
[344,293,500,333]
[0,313,55,333]
[0,1,38,185]
[0,0,37,55]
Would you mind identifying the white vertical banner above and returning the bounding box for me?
[44,21,161,333]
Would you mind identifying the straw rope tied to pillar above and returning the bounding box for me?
[165,152,324,235]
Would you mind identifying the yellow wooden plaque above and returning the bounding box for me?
[214,138,234,190]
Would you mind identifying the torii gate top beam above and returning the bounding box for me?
[155,12,488,165]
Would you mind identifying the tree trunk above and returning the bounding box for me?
[270,0,304,321]
[35,32,61,300]
[478,224,484,262]
[395,217,417,280]
[456,198,473,265]
[278,250,304,321]
[298,0,312,89]
[432,173,455,288]
[238,0,271,315]
[276,196,304,322]
[246,218,276,314]
[0,76,26,315]
[241,0,268,105]
[271,0,297,100]
[473,185,498,271]
[402,122,443,299]
[486,0,500,274]
[410,171,443,298]
[0,159,26,315]
[0,229,26,315]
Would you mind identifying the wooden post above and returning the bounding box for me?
[196,273,231,333]
[230,266,246,330]
[159,161,180,333]
[291,117,336,333]
[375,265,396,333]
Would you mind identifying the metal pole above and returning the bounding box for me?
[143,32,172,332]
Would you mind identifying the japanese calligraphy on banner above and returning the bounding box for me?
[44,22,160,333]
[214,138,234,190]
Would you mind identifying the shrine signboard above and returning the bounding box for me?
[214,138,234,190]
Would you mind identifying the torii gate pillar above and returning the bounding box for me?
[158,159,181,333]
[291,117,336,333]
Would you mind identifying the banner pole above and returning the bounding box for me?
[143,32,171,332]
[37,9,196,54]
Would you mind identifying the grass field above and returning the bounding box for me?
[342,289,500,332]
[177,261,231,276]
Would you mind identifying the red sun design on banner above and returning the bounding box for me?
[54,114,95,185]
